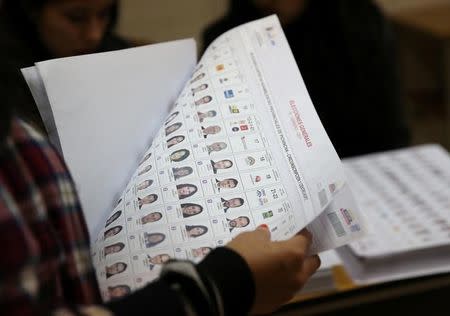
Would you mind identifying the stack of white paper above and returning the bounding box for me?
[339,144,450,284]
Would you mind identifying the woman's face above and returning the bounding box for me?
[105,244,122,255]
[178,186,196,197]
[107,262,126,275]
[151,254,170,264]
[107,211,120,222]
[168,136,184,147]
[38,0,115,57]
[137,180,152,190]
[148,234,164,244]
[142,194,156,204]
[105,226,120,237]
[175,168,191,177]
[189,226,206,237]
[165,112,178,125]
[193,247,211,257]
[171,150,187,161]
[166,124,180,134]
[214,160,232,169]
[142,212,162,224]
[183,205,202,216]
[201,96,212,104]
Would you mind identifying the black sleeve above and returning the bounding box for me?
[107,247,255,316]
[197,247,255,316]
[107,279,186,315]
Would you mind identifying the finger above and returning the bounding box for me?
[254,224,271,240]
[291,255,321,291]
[282,230,313,252]
[297,228,312,240]
[300,255,321,278]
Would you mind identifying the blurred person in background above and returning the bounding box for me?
[204,0,410,157]
[0,0,130,132]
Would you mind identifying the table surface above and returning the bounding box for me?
[275,269,450,316]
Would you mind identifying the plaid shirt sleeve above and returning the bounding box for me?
[0,119,111,316]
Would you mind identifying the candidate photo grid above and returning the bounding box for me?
[97,39,299,292]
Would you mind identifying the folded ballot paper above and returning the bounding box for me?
[22,15,365,301]
[339,144,450,284]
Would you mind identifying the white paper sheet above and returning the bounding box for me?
[339,144,450,284]
[34,40,197,239]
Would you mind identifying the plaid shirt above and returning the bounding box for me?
[0,119,110,315]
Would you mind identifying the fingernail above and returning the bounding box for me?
[258,224,269,229]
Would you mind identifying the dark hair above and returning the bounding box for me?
[165,122,182,136]
[165,111,179,125]
[105,210,122,227]
[141,211,163,223]
[105,242,125,254]
[176,184,198,199]
[144,232,166,248]
[196,95,212,104]
[0,1,127,132]
[0,0,120,55]
[181,203,203,218]
[149,193,158,199]
[221,178,238,187]
[170,149,190,162]
[214,159,233,168]
[173,166,194,180]
[237,216,250,227]
[138,194,158,209]
[167,135,185,148]
[106,262,127,278]
[139,152,152,165]
[137,179,154,190]
[104,225,123,238]
[228,197,244,206]
[186,225,208,237]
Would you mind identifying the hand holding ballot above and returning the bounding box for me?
[227,227,321,315]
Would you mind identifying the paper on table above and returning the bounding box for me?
[344,144,450,258]
[338,144,450,284]
[32,39,197,239]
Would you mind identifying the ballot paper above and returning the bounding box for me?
[23,15,365,301]
[339,144,450,284]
